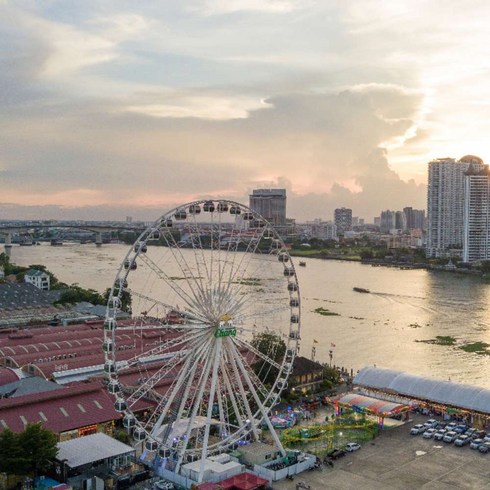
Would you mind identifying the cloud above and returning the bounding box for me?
[190,0,301,15]
[0,83,425,221]
[125,95,272,120]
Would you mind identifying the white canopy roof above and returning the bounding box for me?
[354,367,490,414]
[57,432,135,468]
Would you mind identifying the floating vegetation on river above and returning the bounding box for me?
[313,307,340,316]
[233,278,261,286]
[459,342,490,355]
[408,322,422,328]
[415,335,456,346]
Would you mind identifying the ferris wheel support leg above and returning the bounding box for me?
[197,338,222,483]
[152,341,209,444]
[226,341,261,442]
[220,358,244,428]
[150,354,195,439]
[174,348,215,474]
[230,342,287,457]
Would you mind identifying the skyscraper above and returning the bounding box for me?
[403,207,426,230]
[334,207,352,235]
[379,210,396,233]
[427,155,485,258]
[463,164,490,262]
[249,189,287,226]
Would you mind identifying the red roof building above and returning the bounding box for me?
[0,380,152,440]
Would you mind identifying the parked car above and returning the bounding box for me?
[410,424,425,435]
[478,442,490,454]
[454,425,468,434]
[435,422,447,429]
[472,430,486,440]
[424,419,438,428]
[483,433,490,443]
[423,428,438,439]
[446,422,458,430]
[443,431,458,443]
[465,428,477,438]
[326,448,346,460]
[154,481,174,490]
[434,429,448,441]
[470,438,484,450]
[345,442,361,452]
[454,435,470,447]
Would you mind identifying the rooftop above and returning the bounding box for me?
[57,432,135,468]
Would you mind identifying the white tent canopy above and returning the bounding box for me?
[57,432,135,468]
[354,367,490,414]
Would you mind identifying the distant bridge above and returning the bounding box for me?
[0,223,147,250]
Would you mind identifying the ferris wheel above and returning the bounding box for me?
[103,199,300,482]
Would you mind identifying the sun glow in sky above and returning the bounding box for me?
[1,0,490,221]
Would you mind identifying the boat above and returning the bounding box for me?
[353,287,370,293]
[299,261,306,267]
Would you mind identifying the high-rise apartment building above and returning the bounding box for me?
[379,210,396,233]
[305,219,337,241]
[427,155,485,258]
[463,164,490,262]
[403,207,426,230]
[249,189,287,226]
[334,207,352,235]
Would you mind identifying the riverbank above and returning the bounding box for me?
[289,250,485,277]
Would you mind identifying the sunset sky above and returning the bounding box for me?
[1,0,490,221]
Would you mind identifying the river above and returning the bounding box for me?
[9,243,490,388]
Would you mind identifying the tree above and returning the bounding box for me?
[113,429,130,444]
[0,424,58,477]
[250,331,286,386]
[55,284,104,306]
[103,288,132,313]
[19,423,58,476]
[0,428,26,475]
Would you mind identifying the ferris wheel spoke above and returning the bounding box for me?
[186,214,212,297]
[228,340,286,456]
[224,339,260,442]
[233,305,290,328]
[174,343,216,473]
[124,330,205,368]
[138,253,211,320]
[231,337,281,371]
[198,338,222,483]
[159,227,210,311]
[127,289,209,326]
[222,225,264,298]
[220,357,245,429]
[150,334,213,440]
[126,353,188,406]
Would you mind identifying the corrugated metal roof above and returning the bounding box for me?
[57,432,135,468]
[354,367,490,414]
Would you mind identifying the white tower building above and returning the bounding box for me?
[427,155,485,258]
[463,164,490,263]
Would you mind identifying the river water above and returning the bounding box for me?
[9,243,490,388]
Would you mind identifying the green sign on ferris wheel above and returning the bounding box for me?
[215,328,237,338]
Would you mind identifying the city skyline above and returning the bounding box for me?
[2,1,490,221]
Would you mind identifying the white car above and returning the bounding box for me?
[345,442,361,452]
[470,438,484,450]
[423,428,438,439]
[410,424,425,435]
[433,429,448,441]
[424,419,438,428]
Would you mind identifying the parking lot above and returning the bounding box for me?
[273,414,490,489]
